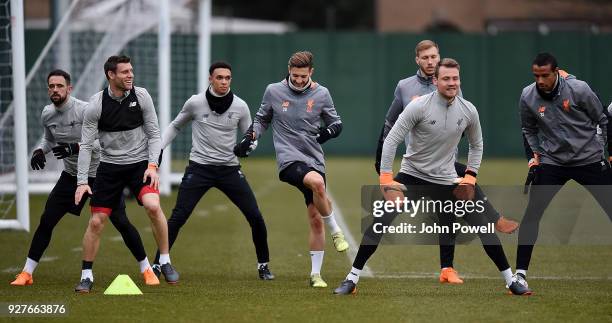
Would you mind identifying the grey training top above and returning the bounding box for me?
[381,91,483,185]
[252,79,341,174]
[520,75,607,166]
[161,92,251,166]
[77,86,161,184]
[38,96,99,177]
[383,69,462,149]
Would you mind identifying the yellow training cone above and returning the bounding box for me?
[104,274,143,295]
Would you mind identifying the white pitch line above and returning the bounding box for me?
[2,266,21,273]
[39,256,58,262]
[376,272,612,281]
[327,190,374,278]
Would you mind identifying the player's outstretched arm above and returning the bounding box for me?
[77,99,101,185]
[251,86,274,139]
[140,89,162,167]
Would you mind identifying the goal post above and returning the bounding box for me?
[0,0,213,230]
[0,0,30,231]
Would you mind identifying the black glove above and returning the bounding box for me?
[316,123,343,144]
[316,128,333,144]
[158,149,164,167]
[51,142,79,159]
[31,149,46,170]
[234,130,255,158]
[523,164,540,194]
[374,127,385,175]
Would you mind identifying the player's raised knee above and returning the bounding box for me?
[304,173,326,195]
[88,214,106,233]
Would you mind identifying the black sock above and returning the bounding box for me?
[82,260,93,270]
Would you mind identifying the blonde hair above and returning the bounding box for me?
[415,40,439,57]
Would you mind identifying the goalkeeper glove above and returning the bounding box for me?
[453,171,477,201]
[31,149,46,170]
[52,142,79,159]
[379,171,406,203]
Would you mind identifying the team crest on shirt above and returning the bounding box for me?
[562,99,570,112]
[306,99,314,112]
[456,118,464,131]
[282,100,290,112]
[538,106,546,117]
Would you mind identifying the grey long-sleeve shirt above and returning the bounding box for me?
[383,70,439,139]
[161,92,251,166]
[381,91,483,185]
[38,96,99,177]
[378,70,462,156]
[77,86,161,184]
[252,79,341,174]
[520,75,607,166]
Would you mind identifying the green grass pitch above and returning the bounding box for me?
[1,158,611,322]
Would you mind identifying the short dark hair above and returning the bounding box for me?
[532,53,558,70]
[434,58,460,77]
[288,51,313,69]
[104,55,131,80]
[209,61,232,75]
[47,69,71,85]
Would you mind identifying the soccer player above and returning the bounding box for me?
[236,51,348,287]
[373,40,519,284]
[513,53,612,294]
[74,55,178,292]
[151,61,273,280]
[10,70,148,287]
[334,58,527,295]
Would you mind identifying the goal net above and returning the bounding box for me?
[1,0,200,229]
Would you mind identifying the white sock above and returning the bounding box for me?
[257,262,268,269]
[81,269,93,282]
[23,258,38,274]
[321,211,341,235]
[139,258,151,273]
[346,267,362,284]
[516,269,527,277]
[310,251,324,275]
[501,268,513,286]
[159,253,171,265]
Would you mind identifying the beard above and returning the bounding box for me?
[50,94,67,105]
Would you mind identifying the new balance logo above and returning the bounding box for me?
[429,120,436,125]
